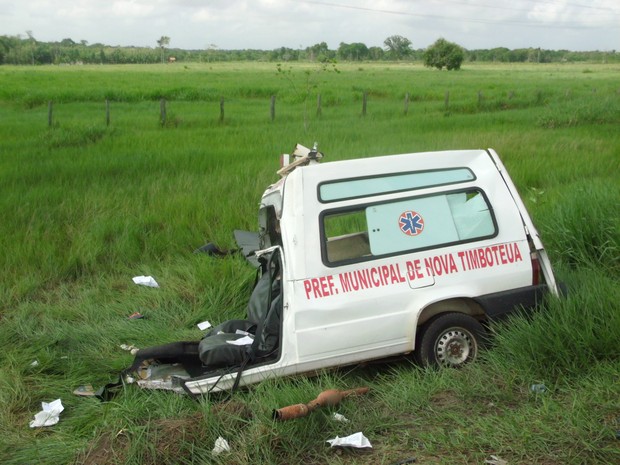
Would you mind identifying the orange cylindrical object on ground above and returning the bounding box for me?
[272,403,309,420]
[274,387,370,421]
[310,387,370,408]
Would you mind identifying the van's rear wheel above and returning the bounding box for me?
[415,313,485,367]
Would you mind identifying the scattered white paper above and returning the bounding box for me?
[212,436,230,455]
[326,432,372,448]
[120,344,139,355]
[332,413,350,423]
[132,276,159,288]
[226,335,254,346]
[30,360,39,367]
[485,455,508,465]
[73,385,96,397]
[235,329,250,336]
[29,399,64,428]
[197,320,212,331]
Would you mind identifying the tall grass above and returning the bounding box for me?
[487,269,620,378]
[540,181,620,274]
[0,62,619,464]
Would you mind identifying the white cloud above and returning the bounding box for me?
[110,1,156,18]
[2,0,618,51]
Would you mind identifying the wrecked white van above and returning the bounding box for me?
[127,144,560,396]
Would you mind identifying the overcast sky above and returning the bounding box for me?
[2,0,618,52]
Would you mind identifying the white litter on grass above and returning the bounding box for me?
[530,383,547,393]
[197,320,212,331]
[326,432,372,448]
[212,436,230,455]
[29,399,64,428]
[120,344,139,355]
[332,413,350,423]
[30,360,39,367]
[485,455,508,465]
[132,276,159,288]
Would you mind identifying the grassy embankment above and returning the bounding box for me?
[0,62,618,464]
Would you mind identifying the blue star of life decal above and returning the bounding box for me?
[398,210,424,236]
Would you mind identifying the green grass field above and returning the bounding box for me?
[0,62,619,464]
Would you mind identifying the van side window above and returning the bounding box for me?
[322,189,496,265]
[324,210,371,262]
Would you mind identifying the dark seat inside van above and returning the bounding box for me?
[126,251,282,378]
[198,265,282,367]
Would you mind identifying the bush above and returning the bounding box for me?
[424,38,465,71]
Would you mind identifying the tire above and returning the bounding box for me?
[415,312,485,367]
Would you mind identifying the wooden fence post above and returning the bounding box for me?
[48,101,53,127]
[362,91,367,116]
[404,92,410,115]
[160,98,167,126]
[105,99,110,126]
[270,95,276,121]
[219,97,225,122]
[316,94,322,117]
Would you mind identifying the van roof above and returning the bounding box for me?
[291,149,495,192]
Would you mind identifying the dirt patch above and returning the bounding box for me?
[78,430,130,465]
[430,390,460,408]
[213,399,253,420]
[212,399,254,431]
[148,414,205,464]
[78,414,206,465]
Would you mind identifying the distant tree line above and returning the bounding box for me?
[0,33,616,66]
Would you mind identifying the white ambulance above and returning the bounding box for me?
[128,144,560,396]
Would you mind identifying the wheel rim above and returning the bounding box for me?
[435,327,477,366]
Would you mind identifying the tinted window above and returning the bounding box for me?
[322,190,496,265]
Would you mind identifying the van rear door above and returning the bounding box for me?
[486,149,560,296]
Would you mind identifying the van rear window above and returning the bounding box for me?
[322,189,496,265]
[319,168,475,203]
